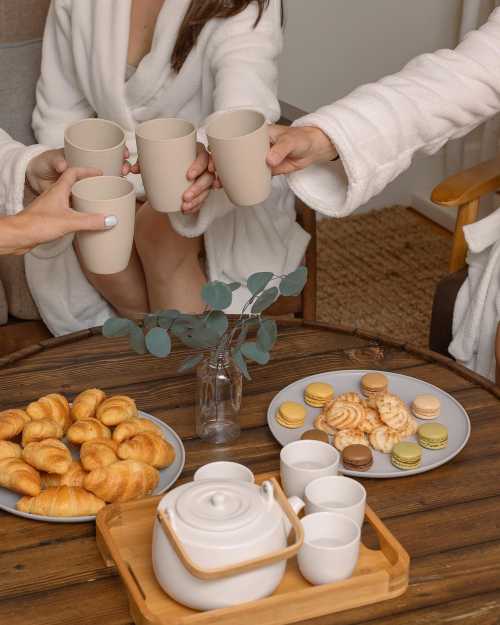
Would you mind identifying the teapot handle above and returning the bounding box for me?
[157,477,304,581]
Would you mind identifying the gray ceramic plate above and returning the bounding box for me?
[0,411,185,522]
[267,370,471,478]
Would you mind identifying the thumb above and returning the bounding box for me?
[68,211,119,233]
[267,132,296,168]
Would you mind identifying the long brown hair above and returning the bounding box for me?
[171,0,283,73]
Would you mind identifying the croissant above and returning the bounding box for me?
[84,460,159,502]
[113,418,163,443]
[22,418,63,447]
[66,418,111,445]
[80,439,119,471]
[71,388,106,421]
[22,439,72,475]
[0,409,30,440]
[118,433,175,469]
[0,440,22,460]
[26,394,71,433]
[16,486,105,517]
[0,457,41,496]
[41,461,87,489]
[96,395,137,426]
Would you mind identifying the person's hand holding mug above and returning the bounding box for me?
[0,168,118,256]
[266,125,338,175]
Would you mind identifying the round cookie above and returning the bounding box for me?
[399,415,418,438]
[360,372,388,397]
[359,403,384,433]
[304,382,334,408]
[391,442,422,471]
[314,414,337,436]
[412,395,441,420]
[325,402,365,431]
[376,394,409,432]
[369,426,401,453]
[418,423,448,450]
[342,444,373,472]
[333,429,368,452]
[301,429,329,443]
[276,402,306,429]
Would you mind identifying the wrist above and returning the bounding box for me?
[0,215,27,255]
[304,127,338,163]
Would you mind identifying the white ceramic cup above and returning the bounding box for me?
[205,108,272,207]
[64,118,126,176]
[136,117,197,213]
[72,176,136,275]
[305,476,367,528]
[280,440,339,499]
[193,462,255,483]
[298,512,361,586]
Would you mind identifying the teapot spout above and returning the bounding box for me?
[284,496,305,537]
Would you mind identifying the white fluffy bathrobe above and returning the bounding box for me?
[289,8,500,380]
[27,0,308,335]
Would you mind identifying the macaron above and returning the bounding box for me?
[391,442,422,471]
[342,444,373,472]
[301,429,329,443]
[304,382,334,408]
[412,394,440,420]
[276,401,307,429]
[360,372,388,398]
[418,423,448,450]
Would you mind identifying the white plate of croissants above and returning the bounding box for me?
[0,389,185,522]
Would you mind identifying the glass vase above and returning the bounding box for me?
[195,350,242,444]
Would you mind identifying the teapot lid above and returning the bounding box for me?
[174,480,270,533]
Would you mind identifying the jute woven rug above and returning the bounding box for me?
[316,206,452,347]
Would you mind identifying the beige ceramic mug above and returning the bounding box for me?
[205,108,272,206]
[136,118,197,213]
[72,176,136,275]
[64,118,126,176]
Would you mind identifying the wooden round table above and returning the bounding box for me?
[0,321,499,625]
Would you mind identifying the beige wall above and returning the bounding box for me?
[279,0,463,212]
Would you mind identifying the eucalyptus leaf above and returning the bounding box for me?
[257,319,278,351]
[180,326,220,349]
[251,287,279,314]
[227,282,241,292]
[205,310,229,338]
[129,325,147,355]
[232,348,251,380]
[178,354,204,373]
[170,315,202,337]
[143,314,158,332]
[241,341,270,365]
[279,266,308,297]
[145,327,172,358]
[158,309,180,329]
[201,281,232,310]
[102,318,132,338]
[247,272,273,295]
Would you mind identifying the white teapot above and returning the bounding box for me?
[152,478,304,610]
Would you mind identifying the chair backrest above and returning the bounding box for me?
[0,0,50,144]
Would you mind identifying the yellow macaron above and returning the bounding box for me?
[276,402,307,428]
[304,382,334,408]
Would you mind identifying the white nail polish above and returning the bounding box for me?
[104,215,118,228]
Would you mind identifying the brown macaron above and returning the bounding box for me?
[360,372,388,398]
[300,429,329,443]
[342,444,373,472]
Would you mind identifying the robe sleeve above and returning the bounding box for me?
[288,7,500,218]
[0,129,48,215]
[32,0,94,148]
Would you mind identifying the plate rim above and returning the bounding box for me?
[0,410,185,522]
[267,369,471,479]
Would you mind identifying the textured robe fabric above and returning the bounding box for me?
[288,8,500,379]
[27,0,309,335]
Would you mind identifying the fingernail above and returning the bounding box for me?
[105,215,118,228]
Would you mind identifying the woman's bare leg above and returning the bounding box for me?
[75,242,150,318]
[135,202,205,312]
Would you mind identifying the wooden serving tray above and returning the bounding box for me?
[96,473,410,625]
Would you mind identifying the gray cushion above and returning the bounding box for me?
[0,39,42,145]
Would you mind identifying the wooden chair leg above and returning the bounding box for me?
[449,199,479,273]
[496,322,500,386]
[300,205,317,322]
